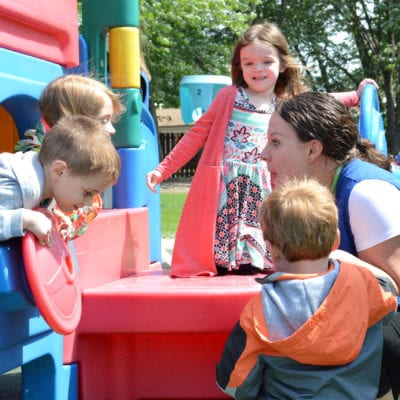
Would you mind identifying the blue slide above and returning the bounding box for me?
[358,83,388,156]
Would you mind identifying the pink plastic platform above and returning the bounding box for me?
[0,0,79,67]
[63,208,262,399]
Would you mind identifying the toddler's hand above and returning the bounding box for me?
[146,170,163,193]
[357,78,379,98]
[22,209,53,246]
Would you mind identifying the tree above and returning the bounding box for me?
[140,0,261,107]
[253,0,400,154]
[141,0,400,154]
[339,0,400,154]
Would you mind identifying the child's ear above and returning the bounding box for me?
[331,229,341,251]
[50,160,68,179]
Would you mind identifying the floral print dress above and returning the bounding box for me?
[214,87,275,272]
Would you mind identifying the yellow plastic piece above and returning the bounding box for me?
[0,106,19,153]
[109,27,140,88]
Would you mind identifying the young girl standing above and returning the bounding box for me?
[147,22,375,277]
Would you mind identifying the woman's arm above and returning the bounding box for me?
[332,248,399,294]
[358,236,400,292]
[346,180,400,292]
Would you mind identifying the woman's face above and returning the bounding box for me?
[261,111,313,187]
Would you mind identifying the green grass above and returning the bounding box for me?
[160,192,188,238]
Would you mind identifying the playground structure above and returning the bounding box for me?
[0,1,394,399]
[358,82,388,156]
[0,1,256,399]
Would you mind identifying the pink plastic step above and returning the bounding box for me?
[63,207,262,399]
[0,0,79,67]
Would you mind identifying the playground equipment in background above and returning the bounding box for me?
[82,0,161,264]
[179,75,232,124]
[0,3,78,398]
[0,0,159,398]
[358,83,400,177]
[0,0,79,68]
[0,105,19,153]
[358,83,388,156]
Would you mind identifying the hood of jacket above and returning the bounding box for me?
[241,261,396,366]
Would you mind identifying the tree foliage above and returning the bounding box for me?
[140,0,261,107]
[141,0,400,154]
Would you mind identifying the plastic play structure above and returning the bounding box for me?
[0,1,394,399]
[179,75,232,124]
[0,1,256,399]
[358,82,388,156]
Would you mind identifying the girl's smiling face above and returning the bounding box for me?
[240,42,284,94]
[261,111,313,187]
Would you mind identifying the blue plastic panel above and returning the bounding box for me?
[358,83,388,156]
[180,75,231,124]
[0,47,63,134]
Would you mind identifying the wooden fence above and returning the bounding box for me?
[158,132,201,179]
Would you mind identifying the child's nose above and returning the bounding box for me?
[255,62,264,70]
[105,121,116,135]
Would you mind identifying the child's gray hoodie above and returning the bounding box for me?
[0,151,44,240]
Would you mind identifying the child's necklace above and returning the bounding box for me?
[240,88,277,114]
[259,95,277,114]
[330,165,343,194]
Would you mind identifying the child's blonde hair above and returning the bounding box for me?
[39,74,125,127]
[259,178,338,261]
[231,22,307,99]
[38,115,121,183]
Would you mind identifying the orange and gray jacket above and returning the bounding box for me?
[216,260,397,399]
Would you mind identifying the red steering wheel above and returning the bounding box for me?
[22,209,81,334]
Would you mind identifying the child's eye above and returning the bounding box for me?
[97,116,112,125]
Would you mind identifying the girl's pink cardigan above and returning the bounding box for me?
[157,86,237,277]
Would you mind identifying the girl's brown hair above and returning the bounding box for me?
[39,74,125,127]
[39,115,121,183]
[231,22,306,99]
